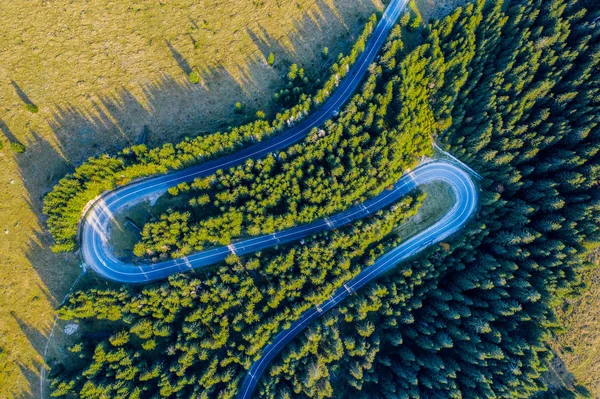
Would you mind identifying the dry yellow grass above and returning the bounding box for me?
[0,0,386,159]
[0,1,386,397]
[0,1,499,398]
[548,260,600,397]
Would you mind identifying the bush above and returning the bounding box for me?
[234,102,243,113]
[43,13,380,253]
[10,142,25,153]
[189,71,200,84]
[267,52,275,66]
[24,103,38,113]
[321,47,329,59]
[408,13,422,31]
[400,12,410,27]
[256,110,266,119]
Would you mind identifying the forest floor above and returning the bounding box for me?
[0,0,473,398]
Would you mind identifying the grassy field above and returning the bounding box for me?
[393,181,456,242]
[544,252,600,398]
[0,1,476,398]
[0,1,387,397]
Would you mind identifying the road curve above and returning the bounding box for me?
[83,159,476,284]
[236,161,477,399]
[75,0,480,395]
[81,0,410,283]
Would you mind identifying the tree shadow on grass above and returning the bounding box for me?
[12,312,48,358]
[166,40,193,76]
[538,350,592,399]
[246,0,375,64]
[11,80,38,107]
[244,0,381,110]
[0,118,27,150]
[7,314,50,399]
[4,2,383,397]
[12,359,44,399]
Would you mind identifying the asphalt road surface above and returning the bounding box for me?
[81,0,410,283]
[236,161,478,398]
[77,0,480,395]
[83,160,477,285]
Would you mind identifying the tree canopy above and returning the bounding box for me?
[47,0,600,398]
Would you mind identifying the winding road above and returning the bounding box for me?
[81,0,410,283]
[77,0,480,397]
[237,161,478,398]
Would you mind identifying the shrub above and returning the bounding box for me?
[189,71,200,84]
[24,103,38,113]
[321,47,329,58]
[234,102,243,113]
[400,12,411,27]
[267,52,275,66]
[10,142,25,153]
[256,110,266,119]
[408,13,422,31]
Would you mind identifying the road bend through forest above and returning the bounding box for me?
[77,0,480,396]
[235,160,478,398]
[81,0,410,283]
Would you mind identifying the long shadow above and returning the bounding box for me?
[245,0,379,80]
[12,312,48,358]
[0,118,26,148]
[4,2,383,398]
[166,40,193,75]
[539,351,591,398]
[10,311,54,399]
[11,80,37,107]
[14,359,44,399]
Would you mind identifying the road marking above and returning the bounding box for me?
[228,244,236,255]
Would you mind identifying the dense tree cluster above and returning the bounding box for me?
[273,64,311,109]
[42,14,379,253]
[48,10,438,397]
[255,0,600,398]
[50,194,423,398]
[134,23,433,259]
[47,0,600,398]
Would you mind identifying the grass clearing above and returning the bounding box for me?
[109,192,196,259]
[393,181,456,241]
[544,255,600,397]
[0,1,387,397]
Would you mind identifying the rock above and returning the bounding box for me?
[64,323,79,335]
